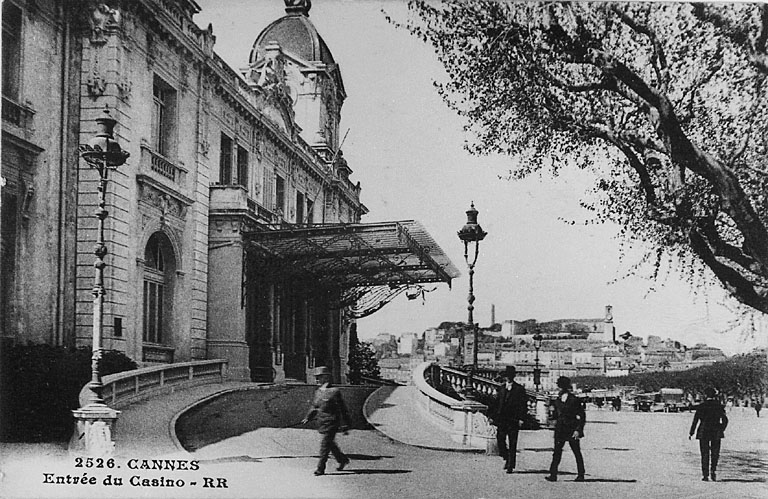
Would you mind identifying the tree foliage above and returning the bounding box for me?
[394,1,768,315]
[575,351,767,398]
[347,341,381,384]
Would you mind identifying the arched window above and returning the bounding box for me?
[143,232,175,345]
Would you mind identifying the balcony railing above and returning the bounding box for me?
[209,184,278,223]
[140,142,187,186]
[2,96,34,130]
[78,359,228,409]
[150,151,176,180]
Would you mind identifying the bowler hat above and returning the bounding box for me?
[504,365,517,379]
[314,366,331,376]
[556,376,572,389]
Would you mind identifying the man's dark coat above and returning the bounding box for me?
[690,399,728,440]
[491,382,528,429]
[550,392,586,439]
[306,384,350,434]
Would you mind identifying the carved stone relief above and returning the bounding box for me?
[86,52,106,97]
[117,46,132,102]
[138,182,188,223]
[180,62,189,94]
[88,3,121,45]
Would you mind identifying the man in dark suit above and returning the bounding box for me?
[302,366,351,476]
[689,387,728,481]
[490,366,528,473]
[545,376,586,482]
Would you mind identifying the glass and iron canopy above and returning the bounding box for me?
[244,221,460,318]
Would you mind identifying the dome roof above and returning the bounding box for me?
[249,13,336,66]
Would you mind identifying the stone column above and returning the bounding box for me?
[207,218,250,380]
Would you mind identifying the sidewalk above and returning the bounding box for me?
[1,383,766,499]
[363,385,483,452]
[114,380,254,457]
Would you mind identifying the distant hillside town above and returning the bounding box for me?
[370,306,727,389]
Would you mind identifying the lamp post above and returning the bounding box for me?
[71,107,129,456]
[457,202,487,393]
[533,331,543,392]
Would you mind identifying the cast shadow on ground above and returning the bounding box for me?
[578,478,638,483]
[334,469,412,475]
[196,455,313,464]
[719,478,767,483]
[345,453,396,461]
[197,453,395,465]
[515,470,637,482]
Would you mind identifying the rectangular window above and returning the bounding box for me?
[237,145,248,187]
[2,3,22,100]
[275,174,285,214]
[219,133,233,184]
[262,166,273,209]
[306,198,314,225]
[151,76,176,157]
[296,191,304,224]
[143,280,164,344]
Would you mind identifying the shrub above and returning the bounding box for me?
[0,344,137,442]
[347,341,380,384]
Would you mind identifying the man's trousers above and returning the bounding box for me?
[496,427,520,471]
[317,431,347,473]
[549,436,585,478]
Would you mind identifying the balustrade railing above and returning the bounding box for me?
[426,364,549,428]
[140,143,187,186]
[78,359,228,409]
[150,151,176,180]
[2,96,33,130]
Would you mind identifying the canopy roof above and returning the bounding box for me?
[244,220,460,289]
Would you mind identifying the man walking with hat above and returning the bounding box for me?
[490,365,528,473]
[302,366,351,476]
[545,376,586,482]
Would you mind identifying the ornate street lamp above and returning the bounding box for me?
[72,107,129,456]
[533,330,543,392]
[457,202,487,393]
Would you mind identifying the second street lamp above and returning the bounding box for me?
[533,330,543,392]
[457,202,487,395]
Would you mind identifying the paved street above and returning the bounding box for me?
[1,385,766,499]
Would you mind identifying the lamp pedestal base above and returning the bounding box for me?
[69,404,120,457]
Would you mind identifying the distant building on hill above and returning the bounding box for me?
[499,305,614,341]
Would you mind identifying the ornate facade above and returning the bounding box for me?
[1,0,456,383]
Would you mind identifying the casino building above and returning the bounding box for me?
[1,0,458,382]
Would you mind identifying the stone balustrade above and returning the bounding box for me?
[412,362,495,450]
[78,359,229,409]
[413,362,553,453]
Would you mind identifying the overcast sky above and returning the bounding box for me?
[195,0,767,354]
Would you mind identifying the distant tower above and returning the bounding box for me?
[491,304,496,326]
[604,305,614,341]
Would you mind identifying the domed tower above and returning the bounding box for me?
[245,0,346,161]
